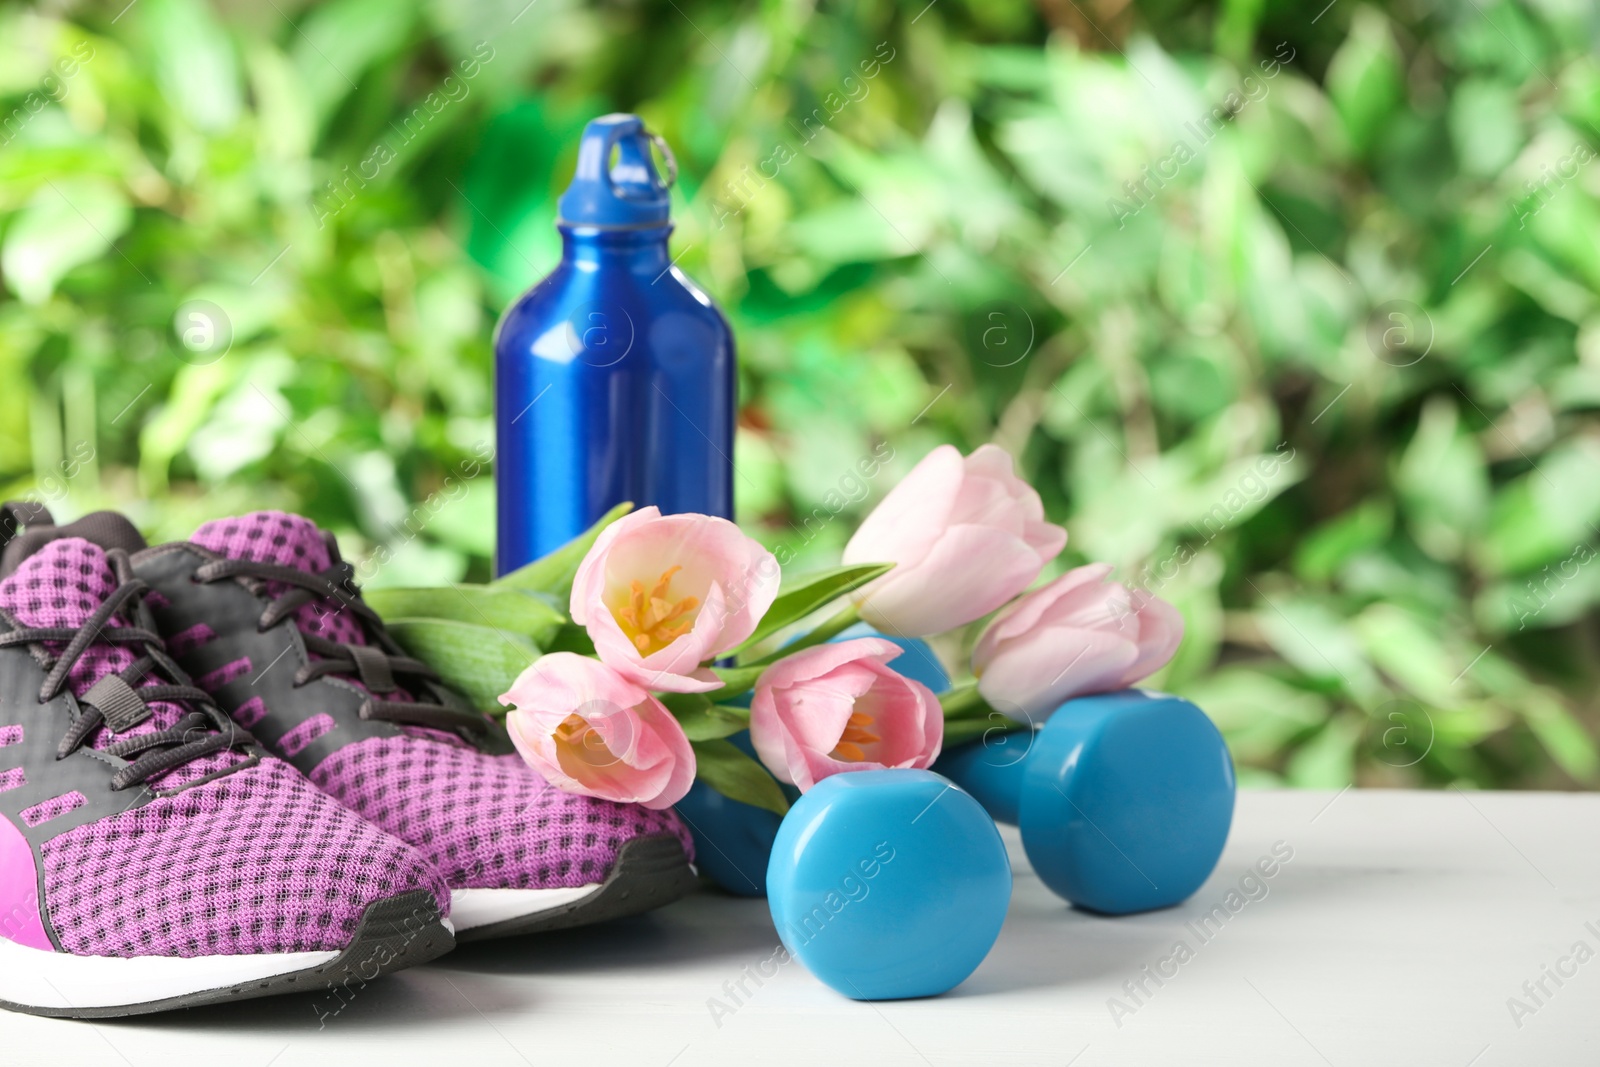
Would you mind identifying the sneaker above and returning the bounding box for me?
[0,505,453,1018]
[119,510,696,941]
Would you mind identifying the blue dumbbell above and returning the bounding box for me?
[936,689,1235,915]
[674,626,949,896]
[766,768,1011,1000]
[672,731,790,895]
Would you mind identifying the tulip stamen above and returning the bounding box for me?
[553,713,591,745]
[615,565,701,655]
[552,712,618,767]
[831,710,881,762]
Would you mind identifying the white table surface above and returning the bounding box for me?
[4,788,1596,1066]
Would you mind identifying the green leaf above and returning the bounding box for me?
[1447,78,1523,178]
[661,694,748,742]
[691,738,789,815]
[382,618,538,714]
[1395,398,1489,562]
[1294,500,1393,584]
[1522,688,1600,782]
[144,0,242,133]
[658,690,709,720]
[2,178,131,304]
[1254,595,1382,702]
[292,0,415,126]
[542,622,597,657]
[1284,714,1360,788]
[493,502,633,598]
[1353,605,1456,703]
[706,664,766,698]
[732,563,892,657]
[364,584,564,646]
[1326,7,1403,154]
[1482,441,1600,575]
[1178,668,1329,764]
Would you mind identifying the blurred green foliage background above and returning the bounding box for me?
[2,0,1598,789]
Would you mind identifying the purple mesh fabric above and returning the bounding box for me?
[20,792,85,827]
[166,622,216,655]
[191,511,417,710]
[0,540,246,787]
[235,695,269,729]
[192,513,366,647]
[40,759,449,958]
[195,511,694,890]
[0,539,152,697]
[311,735,694,889]
[0,724,19,747]
[195,657,252,691]
[280,713,335,757]
[0,767,24,792]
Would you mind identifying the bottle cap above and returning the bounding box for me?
[557,113,676,228]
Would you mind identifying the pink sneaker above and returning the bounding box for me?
[121,510,696,941]
[0,506,452,1018]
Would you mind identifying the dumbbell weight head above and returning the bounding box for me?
[937,689,1235,915]
[765,768,1011,1000]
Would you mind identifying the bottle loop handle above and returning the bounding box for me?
[648,133,678,188]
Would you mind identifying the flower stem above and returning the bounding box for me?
[938,682,987,719]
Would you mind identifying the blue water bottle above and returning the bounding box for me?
[493,114,735,574]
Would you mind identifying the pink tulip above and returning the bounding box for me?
[972,564,1184,719]
[500,652,696,809]
[571,506,780,693]
[842,444,1067,636]
[749,638,944,791]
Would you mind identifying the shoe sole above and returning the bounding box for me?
[0,890,453,1019]
[452,834,697,942]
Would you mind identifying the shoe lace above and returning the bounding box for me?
[191,556,489,740]
[0,550,256,791]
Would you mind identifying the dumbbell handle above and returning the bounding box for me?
[932,728,1036,825]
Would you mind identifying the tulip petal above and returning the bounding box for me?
[842,444,1065,636]
[749,639,944,792]
[856,525,1047,636]
[842,445,964,570]
[756,637,903,690]
[976,626,1140,719]
[570,506,662,626]
[975,563,1116,662]
[1117,595,1185,687]
[571,507,778,693]
[502,652,695,808]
